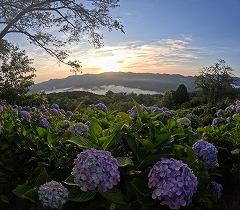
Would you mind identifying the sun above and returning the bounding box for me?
[98,58,120,73]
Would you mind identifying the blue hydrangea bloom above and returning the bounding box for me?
[60,109,66,115]
[38,180,68,209]
[225,106,232,112]
[192,140,218,168]
[95,103,108,113]
[38,117,49,128]
[148,158,198,210]
[212,118,220,127]
[51,104,59,110]
[209,181,223,199]
[19,111,31,121]
[68,122,89,136]
[71,148,120,192]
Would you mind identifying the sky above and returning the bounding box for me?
[3,0,240,83]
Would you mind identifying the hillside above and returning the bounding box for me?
[30,72,196,94]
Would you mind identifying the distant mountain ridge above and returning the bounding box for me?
[30,72,240,94]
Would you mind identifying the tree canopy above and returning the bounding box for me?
[0,0,124,70]
[195,60,236,104]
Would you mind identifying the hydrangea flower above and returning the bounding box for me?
[226,117,232,122]
[71,148,120,192]
[127,104,148,117]
[51,104,59,110]
[192,140,218,168]
[225,106,232,112]
[11,109,17,115]
[212,117,220,127]
[177,117,191,127]
[60,109,66,115]
[38,117,49,128]
[22,106,31,111]
[19,111,31,121]
[50,108,59,115]
[216,109,222,117]
[39,104,47,114]
[209,181,223,199]
[38,180,68,209]
[95,103,108,113]
[148,158,198,210]
[66,111,74,117]
[68,122,89,136]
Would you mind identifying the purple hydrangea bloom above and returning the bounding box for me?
[192,140,218,168]
[72,148,120,192]
[11,109,17,115]
[95,103,108,113]
[0,105,3,113]
[51,103,59,110]
[164,110,172,118]
[226,117,232,122]
[38,117,49,128]
[209,181,223,199]
[60,109,66,115]
[19,111,31,121]
[212,118,220,127]
[68,122,89,136]
[127,104,148,117]
[22,106,31,111]
[57,120,70,133]
[225,106,232,112]
[216,109,222,117]
[39,104,47,114]
[38,180,68,209]
[148,158,198,210]
[66,111,74,117]
[31,107,36,112]
[50,108,59,115]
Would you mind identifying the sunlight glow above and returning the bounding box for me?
[97,57,120,73]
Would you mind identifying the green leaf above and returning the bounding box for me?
[67,136,94,148]
[63,175,79,186]
[133,100,143,120]
[117,157,134,167]
[12,184,31,199]
[125,134,140,160]
[1,195,9,203]
[35,167,51,187]
[89,120,102,142]
[130,178,150,196]
[231,149,240,155]
[36,126,46,137]
[68,186,96,202]
[167,118,176,131]
[100,187,125,204]
[140,154,165,166]
[23,188,38,203]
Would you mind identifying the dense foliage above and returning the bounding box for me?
[1,97,239,210]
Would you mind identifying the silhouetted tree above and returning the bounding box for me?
[0,41,36,104]
[0,0,124,71]
[174,84,189,106]
[195,60,235,104]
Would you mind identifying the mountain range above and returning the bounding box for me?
[30,72,240,95]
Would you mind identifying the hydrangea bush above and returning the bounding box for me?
[0,100,229,210]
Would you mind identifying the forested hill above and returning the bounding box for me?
[30,72,196,93]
